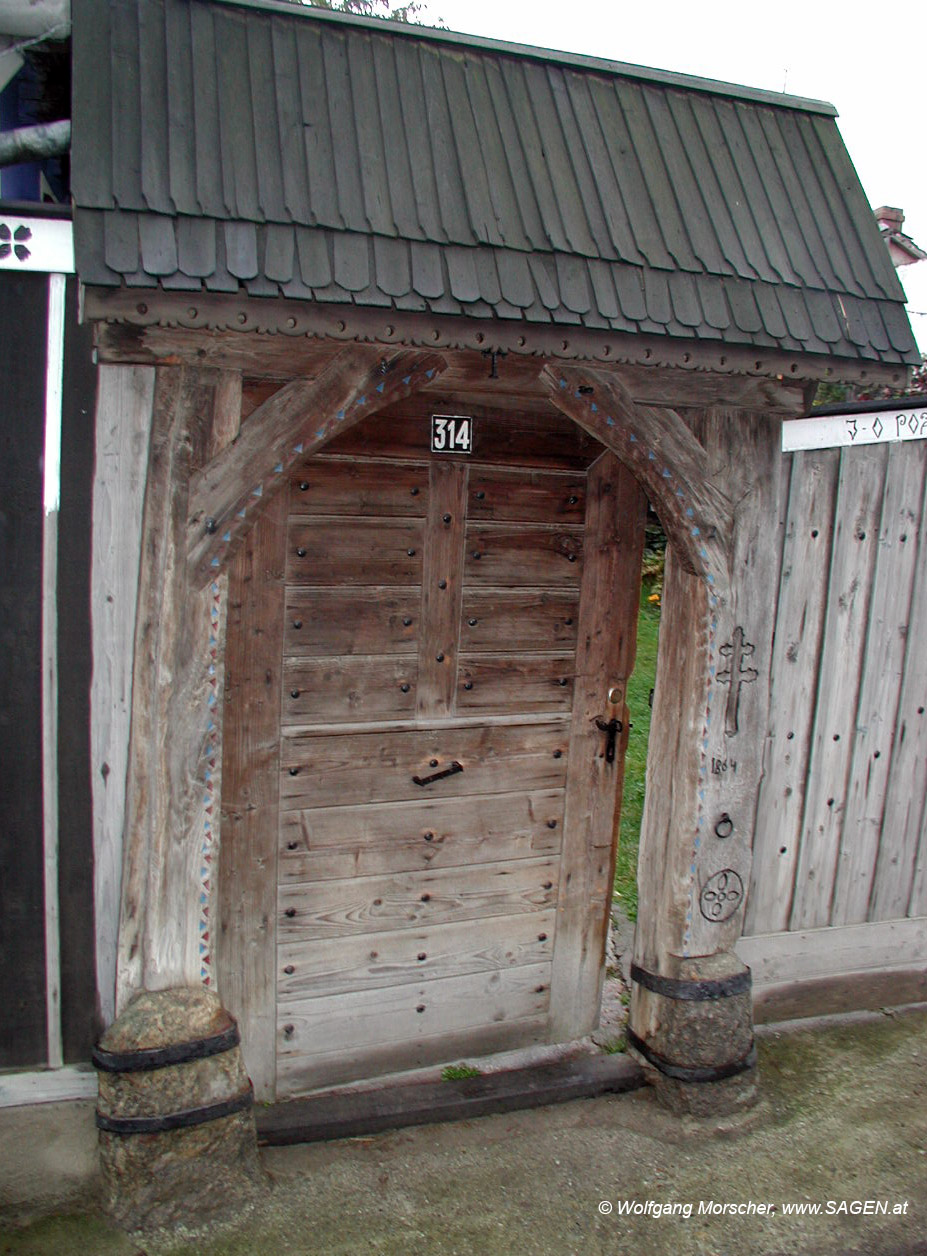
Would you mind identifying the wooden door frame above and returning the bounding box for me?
[108,334,801,1107]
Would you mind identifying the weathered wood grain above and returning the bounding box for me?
[790,445,888,930]
[416,461,468,718]
[549,453,647,1039]
[832,441,927,925]
[277,857,559,941]
[286,518,424,585]
[284,587,419,656]
[466,468,586,523]
[287,458,429,517]
[737,916,927,987]
[870,454,927,920]
[116,366,223,1011]
[746,449,840,935]
[460,590,579,653]
[281,655,419,725]
[543,363,732,581]
[280,722,569,809]
[455,654,575,714]
[90,365,155,1027]
[464,524,584,586]
[278,789,564,880]
[275,1015,550,1096]
[186,347,446,584]
[276,962,551,1066]
[324,400,602,469]
[216,493,287,1101]
[686,409,783,957]
[277,910,557,1000]
[92,314,811,416]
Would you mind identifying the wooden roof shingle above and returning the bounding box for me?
[71,0,920,368]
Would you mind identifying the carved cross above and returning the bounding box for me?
[717,626,757,737]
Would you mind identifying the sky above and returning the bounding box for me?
[411,0,927,354]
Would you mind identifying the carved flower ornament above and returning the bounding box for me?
[0,222,32,262]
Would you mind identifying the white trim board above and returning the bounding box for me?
[783,409,927,452]
[0,215,73,274]
[737,917,927,988]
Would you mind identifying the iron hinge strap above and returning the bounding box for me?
[92,1019,241,1073]
[630,962,752,1002]
[626,1027,757,1084]
[95,1083,254,1136]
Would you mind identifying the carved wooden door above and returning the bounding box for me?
[220,405,646,1099]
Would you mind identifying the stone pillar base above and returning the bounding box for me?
[94,987,264,1232]
[628,950,757,1118]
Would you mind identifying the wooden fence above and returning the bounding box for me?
[740,435,927,1002]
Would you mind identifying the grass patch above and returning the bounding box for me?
[601,1035,628,1055]
[441,1063,482,1081]
[614,579,662,920]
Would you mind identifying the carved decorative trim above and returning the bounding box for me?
[84,287,910,390]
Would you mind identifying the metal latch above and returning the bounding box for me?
[595,717,622,763]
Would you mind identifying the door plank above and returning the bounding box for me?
[276,1015,550,1096]
[288,459,429,517]
[283,588,420,656]
[456,654,575,714]
[280,722,570,809]
[548,452,647,1040]
[281,655,418,724]
[279,789,565,879]
[467,468,586,523]
[460,590,579,653]
[276,962,551,1061]
[286,519,424,585]
[277,910,556,999]
[464,524,583,586]
[417,461,469,717]
[277,856,560,940]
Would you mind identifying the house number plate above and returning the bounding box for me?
[431,415,473,454]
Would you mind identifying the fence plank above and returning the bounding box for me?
[790,444,887,930]
[870,457,927,920]
[832,441,927,924]
[747,449,839,934]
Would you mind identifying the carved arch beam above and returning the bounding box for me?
[186,346,448,586]
[542,364,733,585]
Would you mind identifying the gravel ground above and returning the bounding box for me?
[1,1008,925,1256]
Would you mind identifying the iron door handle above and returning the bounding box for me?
[412,761,464,787]
[595,717,623,764]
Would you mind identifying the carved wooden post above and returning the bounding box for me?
[630,409,782,1114]
[117,366,239,1011]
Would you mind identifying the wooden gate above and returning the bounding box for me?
[220,403,646,1098]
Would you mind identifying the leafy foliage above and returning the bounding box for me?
[814,359,927,406]
[614,581,662,920]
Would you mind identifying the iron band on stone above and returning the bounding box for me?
[91,1019,241,1073]
[95,1084,253,1134]
[630,962,752,1001]
[626,1028,757,1084]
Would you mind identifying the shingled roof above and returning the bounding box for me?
[71,0,920,369]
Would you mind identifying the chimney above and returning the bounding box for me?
[875,206,904,231]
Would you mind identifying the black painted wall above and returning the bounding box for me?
[58,276,99,1062]
[0,272,49,1068]
[0,270,98,1069]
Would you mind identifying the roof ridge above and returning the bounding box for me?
[207,0,839,118]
